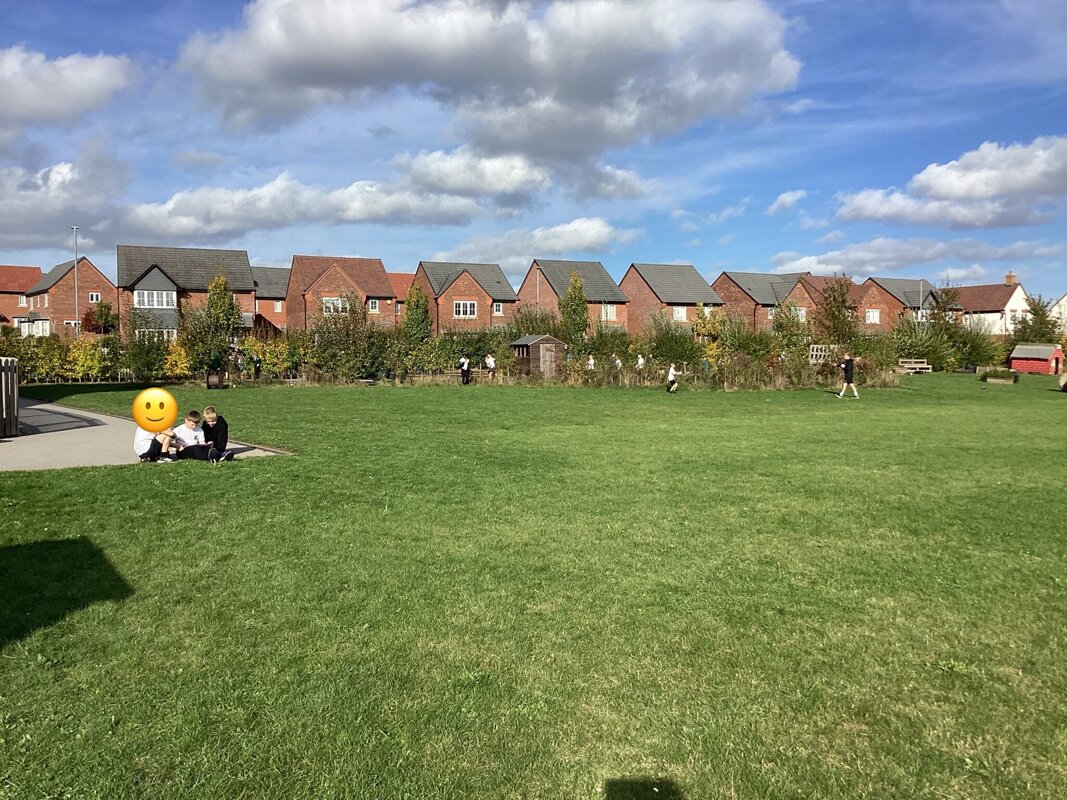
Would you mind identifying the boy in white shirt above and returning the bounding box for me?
[667,363,679,393]
[134,426,175,462]
[485,353,496,381]
[173,410,218,462]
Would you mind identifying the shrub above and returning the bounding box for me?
[640,312,701,369]
[979,368,1017,382]
[893,317,952,371]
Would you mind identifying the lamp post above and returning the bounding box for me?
[70,225,80,338]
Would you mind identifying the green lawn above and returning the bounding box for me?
[2,376,1066,799]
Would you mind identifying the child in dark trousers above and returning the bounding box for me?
[202,406,235,462]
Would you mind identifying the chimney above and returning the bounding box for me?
[1005,270,1017,286]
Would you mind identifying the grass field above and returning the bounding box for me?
[2,375,1066,799]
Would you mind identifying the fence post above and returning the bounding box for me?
[0,357,18,438]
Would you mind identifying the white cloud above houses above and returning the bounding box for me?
[767,189,807,215]
[908,136,1067,200]
[397,147,552,199]
[835,189,1043,229]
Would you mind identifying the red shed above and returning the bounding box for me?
[1010,343,1064,375]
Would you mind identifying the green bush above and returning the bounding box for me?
[979,368,1017,382]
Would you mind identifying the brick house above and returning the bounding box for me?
[413,261,518,334]
[251,266,290,331]
[951,273,1030,336]
[862,277,939,323]
[117,245,256,339]
[850,280,901,332]
[285,255,395,330]
[24,258,117,337]
[0,265,42,332]
[387,273,415,327]
[619,262,723,333]
[516,259,628,329]
[711,271,808,330]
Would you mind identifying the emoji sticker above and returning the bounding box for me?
[132,387,177,433]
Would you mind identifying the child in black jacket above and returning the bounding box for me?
[202,406,235,462]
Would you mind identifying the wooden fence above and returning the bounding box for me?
[0,357,17,438]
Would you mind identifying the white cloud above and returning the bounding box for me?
[767,189,806,215]
[124,172,480,240]
[181,0,799,160]
[571,164,651,200]
[707,202,748,225]
[397,146,551,200]
[938,264,989,282]
[772,236,1058,275]
[434,216,640,278]
[835,189,1043,228]
[817,230,845,244]
[908,136,1067,200]
[797,214,829,229]
[0,148,127,248]
[0,46,136,133]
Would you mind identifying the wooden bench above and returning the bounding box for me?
[898,358,933,374]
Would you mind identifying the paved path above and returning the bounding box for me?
[0,398,284,472]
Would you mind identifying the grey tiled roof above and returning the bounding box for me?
[630,263,722,304]
[531,259,627,303]
[869,277,937,309]
[418,262,518,301]
[27,259,78,294]
[118,245,254,292]
[1011,343,1060,359]
[723,272,806,305]
[250,266,291,299]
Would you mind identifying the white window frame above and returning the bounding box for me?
[135,328,178,342]
[493,301,503,316]
[64,320,81,330]
[453,301,477,319]
[702,305,714,318]
[601,304,617,322]
[88,292,101,304]
[768,307,776,319]
[17,294,26,307]
[865,308,880,324]
[134,290,177,309]
[367,299,380,314]
[43,295,49,308]
[672,306,687,322]
[916,309,930,323]
[796,307,807,322]
[274,300,283,313]
[322,297,349,315]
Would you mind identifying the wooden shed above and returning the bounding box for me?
[1010,343,1064,375]
[511,334,566,376]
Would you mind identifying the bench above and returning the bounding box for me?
[898,358,933,374]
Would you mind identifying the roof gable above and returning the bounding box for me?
[27,258,109,295]
[952,283,1024,313]
[388,272,415,300]
[118,245,253,292]
[795,275,857,306]
[530,259,627,303]
[629,263,722,304]
[418,261,518,301]
[722,271,807,305]
[867,277,937,308]
[290,255,392,298]
[0,265,43,294]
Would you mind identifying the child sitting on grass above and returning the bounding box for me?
[202,406,234,463]
[172,410,217,462]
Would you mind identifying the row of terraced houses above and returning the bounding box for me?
[0,244,1054,341]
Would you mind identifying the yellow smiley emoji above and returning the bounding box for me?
[132,387,178,433]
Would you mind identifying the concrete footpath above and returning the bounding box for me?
[0,397,284,472]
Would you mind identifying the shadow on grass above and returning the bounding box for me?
[604,777,684,799]
[0,537,133,649]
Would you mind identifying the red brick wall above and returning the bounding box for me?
[517,267,561,317]
[587,300,627,330]
[1011,355,1062,375]
[857,282,905,331]
[712,275,760,328]
[784,283,818,324]
[34,262,118,337]
[0,292,30,327]
[619,268,665,334]
[285,276,306,331]
[254,298,287,329]
[437,273,494,333]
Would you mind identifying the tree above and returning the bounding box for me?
[180,275,243,374]
[1012,294,1062,346]
[559,271,588,344]
[813,279,858,344]
[82,301,119,334]
[403,282,432,345]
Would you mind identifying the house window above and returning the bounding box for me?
[24,319,51,337]
[916,309,930,322]
[601,304,617,321]
[865,308,880,324]
[64,320,81,330]
[453,301,477,319]
[134,290,177,308]
[136,329,177,342]
[493,302,503,316]
[672,306,687,322]
[796,307,807,322]
[322,297,349,315]
[274,300,283,313]
[367,299,380,314]
[88,292,101,303]
[767,307,775,319]
[44,295,49,307]
[17,294,26,307]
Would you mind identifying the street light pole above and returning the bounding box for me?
[70,225,80,337]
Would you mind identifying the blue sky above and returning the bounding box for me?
[1,0,1065,298]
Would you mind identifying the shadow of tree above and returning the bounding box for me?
[604,777,684,799]
[0,537,133,649]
